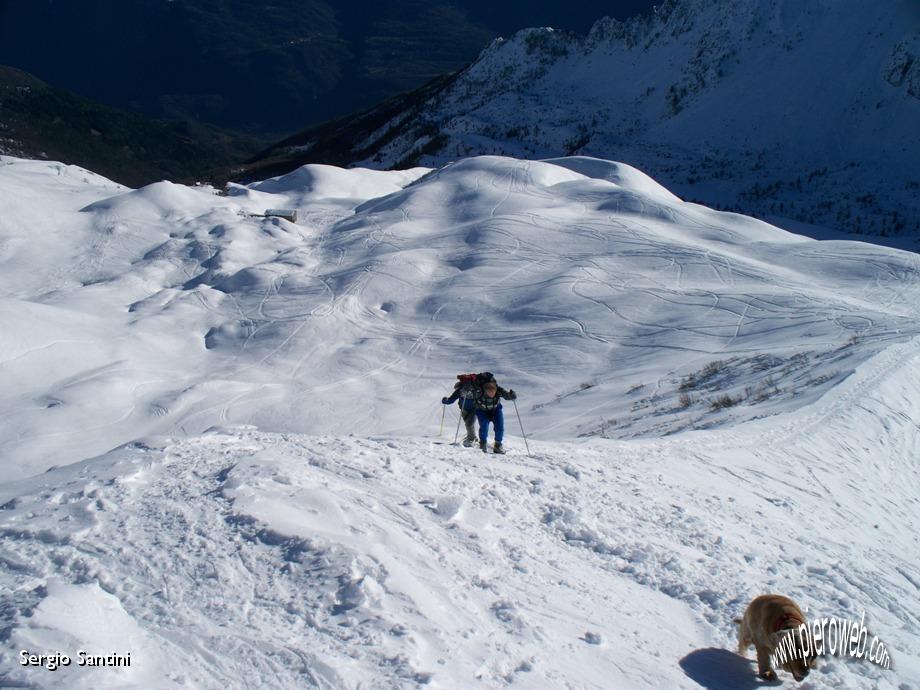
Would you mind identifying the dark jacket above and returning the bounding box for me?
[444,381,480,409]
[473,386,515,412]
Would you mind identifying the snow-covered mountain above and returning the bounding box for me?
[0,0,651,134]
[256,0,920,240]
[1,153,919,688]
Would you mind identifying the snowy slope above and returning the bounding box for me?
[274,0,920,239]
[1,153,919,688]
[2,154,919,480]
[1,342,918,688]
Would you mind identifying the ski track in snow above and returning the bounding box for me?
[1,155,919,688]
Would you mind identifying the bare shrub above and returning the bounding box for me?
[710,394,738,410]
[678,374,697,391]
[702,360,725,377]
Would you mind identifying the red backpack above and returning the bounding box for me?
[454,372,494,389]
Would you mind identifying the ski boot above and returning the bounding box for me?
[462,435,476,447]
[493,442,505,455]
[479,440,488,452]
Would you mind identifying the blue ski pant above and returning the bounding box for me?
[477,407,504,443]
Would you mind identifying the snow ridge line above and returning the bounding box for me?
[671,334,920,454]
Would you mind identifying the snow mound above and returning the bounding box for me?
[543,156,683,204]
[246,163,427,199]
[81,180,220,219]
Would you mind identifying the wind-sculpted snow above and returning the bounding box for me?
[1,332,918,687]
[1,154,920,686]
[2,155,920,480]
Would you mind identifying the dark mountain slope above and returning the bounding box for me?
[0,66,262,187]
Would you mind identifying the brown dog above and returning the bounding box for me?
[736,594,816,681]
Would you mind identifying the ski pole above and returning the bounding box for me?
[512,399,531,457]
[439,403,445,437]
[453,397,464,444]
